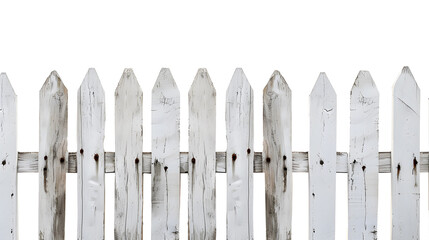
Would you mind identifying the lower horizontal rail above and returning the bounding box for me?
[17,151,429,173]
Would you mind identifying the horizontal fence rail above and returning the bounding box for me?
[16,151,429,173]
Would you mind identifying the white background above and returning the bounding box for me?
[1,0,429,239]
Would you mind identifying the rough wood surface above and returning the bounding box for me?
[152,68,181,240]
[77,68,105,240]
[263,71,292,240]
[348,71,379,240]
[226,68,254,240]
[114,69,143,239]
[309,73,336,240]
[392,66,420,240]
[38,71,68,240]
[0,73,17,240]
[188,69,216,240]
[15,151,429,173]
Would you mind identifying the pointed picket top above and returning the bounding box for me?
[392,66,420,240]
[393,66,420,114]
[348,70,379,240]
[351,70,378,95]
[79,68,105,95]
[40,71,67,96]
[0,73,16,97]
[0,72,18,240]
[77,68,105,239]
[263,70,290,95]
[263,70,292,240]
[115,68,141,95]
[189,68,215,97]
[310,72,336,99]
[226,68,252,97]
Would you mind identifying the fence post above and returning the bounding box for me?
[392,66,420,240]
[114,69,143,239]
[151,68,181,240]
[0,73,17,240]
[226,68,254,240]
[188,68,216,240]
[348,71,379,240]
[77,68,105,240]
[309,73,336,240]
[263,70,292,240]
[39,71,68,240]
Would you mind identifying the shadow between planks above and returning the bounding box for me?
[17,151,429,173]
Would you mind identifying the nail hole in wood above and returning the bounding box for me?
[191,157,196,164]
[164,166,168,171]
[283,155,287,160]
[44,156,48,160]
[247,148,251,154]
[80,149,84,154]
[60,157,65,163]
[94,154,99,161]
[232,153,237,161]
[135,158,139,164]
[319,160,324,165]
[1,160,5,166]
[266,157,271,163]
[362,165,366,171]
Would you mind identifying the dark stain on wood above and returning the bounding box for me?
[396,163,401,180]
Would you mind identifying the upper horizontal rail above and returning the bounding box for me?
[17,151,429,173]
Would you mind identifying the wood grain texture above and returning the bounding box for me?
[15,151,429,173]
[309,73,336,240]
[226,68,254,240]
[188,69,216,240]
[114,69,143,239]
[263,71,292,240]
[152,68,181,240]
[348,71,379,240]
[0,73,17,240]
[77,68,105,240]
[392,66,420,240]
[38,71,68,240]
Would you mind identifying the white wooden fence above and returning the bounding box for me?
[0,67,426,239]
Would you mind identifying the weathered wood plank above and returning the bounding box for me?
[392,66,420,240]
[152,68,181,240]
[309,73,336,240]
[263,70,292,240]
[188,68,216,240]
[38,71,68,240]
[114,69,143,239]
[348,71,379,240]
[226,68,254,240]
[77,68,105,240]
[0,73,17,240]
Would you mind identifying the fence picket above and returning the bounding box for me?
[226,68,254,240]
[188,69,216,240]
[152,68,181,240]
[77,68,105,240]
[309,73,336,240]
[0,73,17,240]
[348,71,379,240]
[38,71,68,240]
[263,70,292,240]
[392,66,420,240]
[114,69,143,239]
